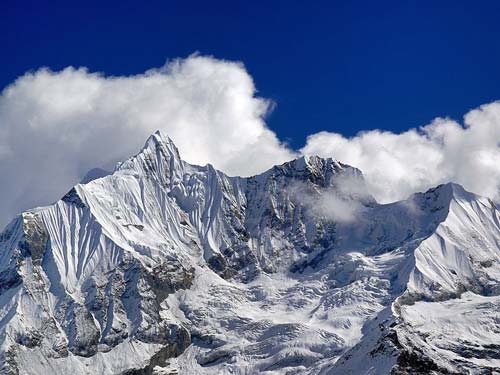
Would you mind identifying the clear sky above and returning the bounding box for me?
[3,0,500,148]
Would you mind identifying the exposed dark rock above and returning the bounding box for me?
[145,261,194,303]
[121,325,191,375]
[61,188,87,208]
[19,213,48,264]
[15,329,42,348]
[391,349,452,375]
[0,268,22,295]
[67,304,100,357]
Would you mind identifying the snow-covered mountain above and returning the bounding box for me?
[1,131,499,374]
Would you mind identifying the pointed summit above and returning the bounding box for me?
[115,130,185,187]
[1,127,500,374]
[413,182,479,214]
[141,130,181,159]
[265,153,369,195]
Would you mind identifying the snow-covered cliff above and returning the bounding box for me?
[1,131,499,374]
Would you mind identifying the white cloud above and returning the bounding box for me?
[289,173,372,224]
[1,54,500,229]
[0,55,295,227]
[301,101,500,203]
[288,180,356,224]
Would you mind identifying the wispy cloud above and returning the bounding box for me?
[289,174,370,223]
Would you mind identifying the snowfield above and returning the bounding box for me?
[0,131,499,374]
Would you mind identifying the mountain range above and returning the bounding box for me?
[0,131,499,374]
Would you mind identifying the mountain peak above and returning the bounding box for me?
[273,154,340,176]
[114,130,185,186]
[142,130,180,156]
[266,154,369,196]
[418,182,477,208]
[441,181,476,200]
[1,131,500,374]
[293,154,337,169]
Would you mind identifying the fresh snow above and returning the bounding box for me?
[0,131,499,374]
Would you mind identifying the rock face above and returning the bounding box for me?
[0,131,499,374]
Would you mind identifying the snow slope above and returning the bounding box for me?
[0,131,499,374]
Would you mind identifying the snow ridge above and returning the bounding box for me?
[0,132,499,374]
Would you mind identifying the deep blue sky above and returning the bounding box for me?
[2,0,500,148]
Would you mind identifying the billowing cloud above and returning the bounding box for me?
[0,55,295,227]
[1,54,500,229]
[301,101,500,203]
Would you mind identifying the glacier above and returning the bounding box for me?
[0,131,499,374]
